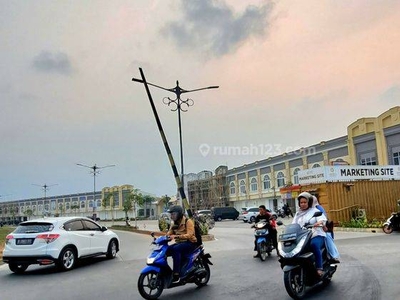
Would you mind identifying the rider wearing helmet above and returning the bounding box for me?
[253,205,279,257]
[292,192,327,277]
[167,205,197,282]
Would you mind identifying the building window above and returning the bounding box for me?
[250,178,258,192]
[293,168,301,184]
[88,200,94,208]
[230,182,236,194]
[239,180,246,194]
[360,152,377,165]
[277,172,285,188]
[312,164,321,168]
[394,151,400,165]
[80,201,85,209]
[262,175,271,190]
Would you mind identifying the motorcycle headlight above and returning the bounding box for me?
[147,257,156,264]
[278,235,307,258]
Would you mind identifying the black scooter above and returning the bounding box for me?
[278,211,338,299]
[383,212,400,234]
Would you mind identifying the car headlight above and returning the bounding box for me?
[278,235,307,258]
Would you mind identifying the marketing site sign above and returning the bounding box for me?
[298,165,400,184]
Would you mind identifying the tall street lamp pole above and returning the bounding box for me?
[132,77,218,205]
[76,163,115,219]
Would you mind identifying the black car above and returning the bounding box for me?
[211,207,239,221]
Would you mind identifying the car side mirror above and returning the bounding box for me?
[101,226,108,232]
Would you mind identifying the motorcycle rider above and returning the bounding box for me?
[292,192,327,277]
[167,205,197,282]
[253,205,279,257]
[283,203,293,217]
[312,196,340,263]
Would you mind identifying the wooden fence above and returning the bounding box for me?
[301,180,400,224]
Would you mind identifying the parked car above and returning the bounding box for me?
[243,207,278,223]
[2,217,120,273]
[197,209,212,217]
[238,207,250,221]
[242,207,260,223]
[211,206,239,221]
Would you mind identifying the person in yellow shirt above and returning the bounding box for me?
[167,205,197,282]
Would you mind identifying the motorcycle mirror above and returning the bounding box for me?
[313,211,323,217]
[277,221,283,226]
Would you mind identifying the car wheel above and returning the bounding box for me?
[250,216,256,223]
[9,263,29,274]
[217,217,222,222]
[106,239,118,259]
[58,247,76,271]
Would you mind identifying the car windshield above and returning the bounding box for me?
[13,222,54,234]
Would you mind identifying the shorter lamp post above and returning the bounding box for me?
[76,163,115,219]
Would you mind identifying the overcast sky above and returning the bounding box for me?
[1,0,400,201]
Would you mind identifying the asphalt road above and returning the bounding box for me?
[1,219,399,300]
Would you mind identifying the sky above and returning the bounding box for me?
[1,0,400,201]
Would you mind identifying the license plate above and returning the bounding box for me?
[16,238,34,245]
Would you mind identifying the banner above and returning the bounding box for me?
[298,165,400,184]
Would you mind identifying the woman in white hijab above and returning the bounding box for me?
[312,196,340,263]
[292,192,327,276]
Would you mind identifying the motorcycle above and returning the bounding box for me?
[278,211,338,299]
[252,221,274,261]
[278,206,293,218]
[383,212,400,234]
[277,208,287,218]
[137,232,213,300]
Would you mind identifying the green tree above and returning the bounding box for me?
[71,204,79,215]
[160,195,170,210]
[129,189,144,228]
[122,195,133,226]
[102,193,114,223]
[24,209,34,220]
[58,204,65,217]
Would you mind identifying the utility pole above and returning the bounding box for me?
[76,163,115,220]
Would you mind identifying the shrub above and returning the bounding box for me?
[339,217,384,228]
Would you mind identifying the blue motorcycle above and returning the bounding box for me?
[137,233,213,300]
[253,221,273,261]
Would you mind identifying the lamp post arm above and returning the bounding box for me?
[180,86,219,94]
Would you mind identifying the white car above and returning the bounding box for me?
[242,207,260,223]
[2,217,120,273]
[243,207,278,223]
